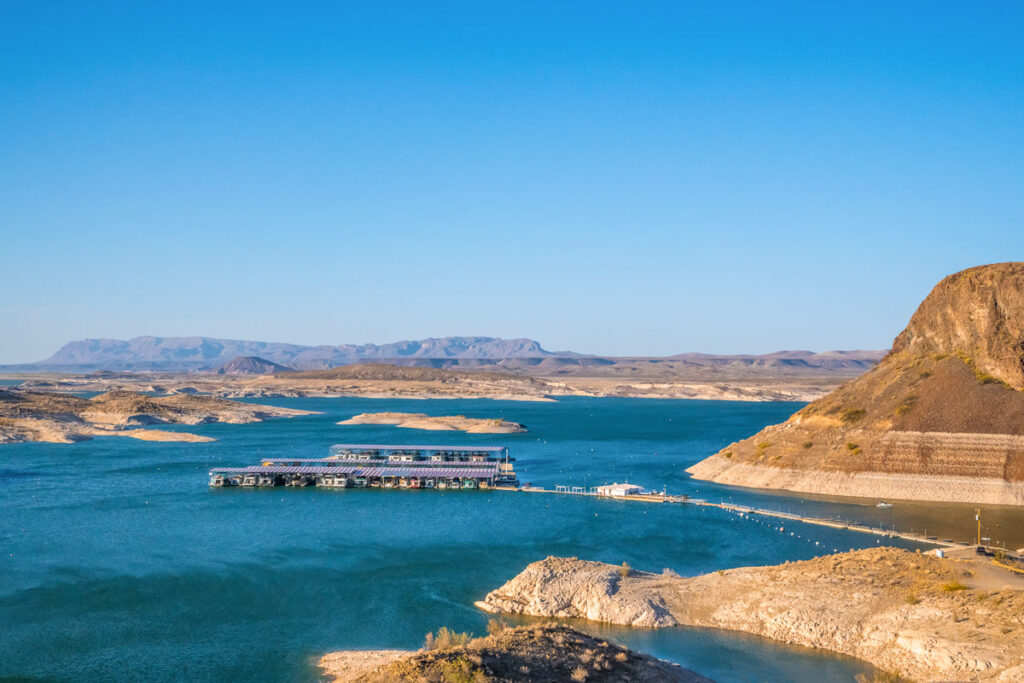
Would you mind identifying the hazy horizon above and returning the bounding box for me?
[3,3,1023,363]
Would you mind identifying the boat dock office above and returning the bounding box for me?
[209,444,518,490]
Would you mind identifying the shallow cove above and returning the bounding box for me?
[1,396,950,681]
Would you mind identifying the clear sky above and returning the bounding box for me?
[2,2,1022,363]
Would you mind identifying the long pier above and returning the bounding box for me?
[493,485,963,549]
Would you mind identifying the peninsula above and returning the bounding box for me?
[318,624,709,682]
[688,263,1024,505]
[0,388,316,444]
[338,412,527,434]
[477,548,1024,682]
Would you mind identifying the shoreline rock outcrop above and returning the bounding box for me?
[477,549,1024,682]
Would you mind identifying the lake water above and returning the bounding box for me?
[0,397,947,681]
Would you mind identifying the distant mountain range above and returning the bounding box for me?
[21,336,561,372]
[4,335,886,376]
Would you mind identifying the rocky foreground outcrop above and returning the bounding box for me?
[688,263,1024,504]
[318,624,709,682]
[0,389,315,443]
[477,549,1024,682]
[338,411,528,434]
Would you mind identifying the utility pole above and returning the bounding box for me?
[976,509,981,546]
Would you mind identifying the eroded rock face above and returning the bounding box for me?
[892,263,1024,389]
[478,556,678,628]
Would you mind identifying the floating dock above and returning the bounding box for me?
[209,443,518,490]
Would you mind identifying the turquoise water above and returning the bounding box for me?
[1,397,930,682]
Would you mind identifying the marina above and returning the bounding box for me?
[209,443,519,490]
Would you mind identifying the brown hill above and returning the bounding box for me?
[687,263,1024,505]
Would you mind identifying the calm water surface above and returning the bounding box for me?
[0,397,985,682]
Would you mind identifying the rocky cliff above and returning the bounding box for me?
[688,263,1024,504]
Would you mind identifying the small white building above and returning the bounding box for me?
[596,483,645,497]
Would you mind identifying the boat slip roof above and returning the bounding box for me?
[211,465,498,478]
[263,458,499,466]
[329,443,506,452]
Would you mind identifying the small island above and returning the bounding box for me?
[338,411,527,434]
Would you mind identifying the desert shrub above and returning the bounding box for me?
[841,408,866,423]
[905,592,920,605]
[723,450,733,458]
[802,441,813,449]
[618,561,631,579]
[614,652,628,663]
[424,626,473,651]
[570,666,589,681]
[845,442,861,455]
[895,395,918,416]
[486,618,508,636]
[974,369,1009,387]
[756,441,771,450]
[942,581,968,592]
[437,657,487,683]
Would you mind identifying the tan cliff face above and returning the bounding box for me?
[687,263,1024,504]
[891,262,1024,390]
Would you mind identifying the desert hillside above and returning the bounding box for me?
[687,263,1024,504]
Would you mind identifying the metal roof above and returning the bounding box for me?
[211,465,497,478]
[329,443,507,453]
[262,458,500,467]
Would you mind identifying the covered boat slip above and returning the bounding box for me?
[209,443,517,489]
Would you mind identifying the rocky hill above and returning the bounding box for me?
[687,263,1024,505]
[318,624,708,682]
[216,356,292,375]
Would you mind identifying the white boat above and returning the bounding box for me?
[876,502,893,508]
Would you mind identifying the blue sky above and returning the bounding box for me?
[2,2,1022,362]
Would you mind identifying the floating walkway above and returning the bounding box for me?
[494,484,963,549]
